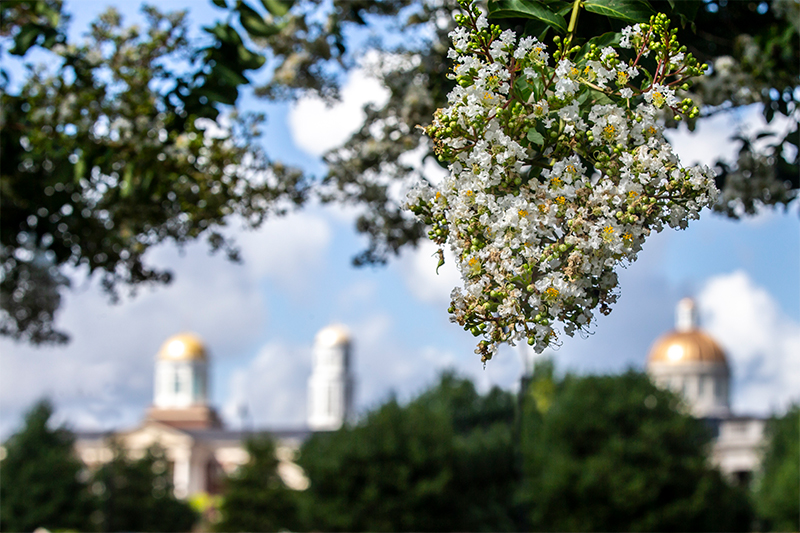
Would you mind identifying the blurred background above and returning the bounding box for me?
[1,0,797,531]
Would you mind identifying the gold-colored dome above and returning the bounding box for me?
[647,330,727,366]
[315,324,351,347]
[157,333,207,362]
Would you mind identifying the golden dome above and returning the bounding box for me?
[315,324,351,347]
[157,333,208,362]
[647,330,727,366]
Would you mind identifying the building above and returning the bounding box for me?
[646,298,765,486]
[74,324,355,499]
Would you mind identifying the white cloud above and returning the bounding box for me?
[288,69,390,157]
[236,211,332,290]
[0,210,335,438]
[698,271,800,414]
[665,111,742,167]
[222,341,312,429]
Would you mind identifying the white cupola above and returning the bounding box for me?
[308,324,354,431]
[153,333,209,409]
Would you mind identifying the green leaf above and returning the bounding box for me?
[204,23,243,46]
[120,164,134,198]
[236,43,266,70]
[259,0,290,17]
[583,0,654,23]
[10,24,41,55]
[213,63,249,86]
[72,153,85,183]
[211,0,228,7]
[666,0,701,28]
[237,1,281,37]
[527,128,545,145]
[489,0,567,34]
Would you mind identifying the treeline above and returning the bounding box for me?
[2,367,797,532]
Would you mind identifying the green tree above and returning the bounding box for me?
[0,0,305,344]
[754,404,800,532]
[0,399,94,531]
[216,436,304,532]
[92,442,197,532]
[519,368,753,531]
[298,372,520,531]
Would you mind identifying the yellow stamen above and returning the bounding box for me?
[518,209,528,218]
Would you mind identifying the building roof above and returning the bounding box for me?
[647,329,728,366]
[157,333,208,362]
[315,324,351,347]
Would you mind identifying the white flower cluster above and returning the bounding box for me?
[407,7,716,361]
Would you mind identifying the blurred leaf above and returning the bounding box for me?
[489,0,568,33]
[211,0,228,7]
[259,0,290,17]
[10,24,41,55]
[204,22,243,45]
[583,0,655,23]
[237,1,281,37]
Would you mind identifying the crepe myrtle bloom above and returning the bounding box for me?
[407,2,712,362]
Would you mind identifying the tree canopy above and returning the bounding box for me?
[754,405,800,532]
[215,436,304,532]
[0,399,94,531]
[519,366,753,531]
[1,0,797,345]
[297,373,520,531]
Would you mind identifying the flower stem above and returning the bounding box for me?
[565,0,582,47]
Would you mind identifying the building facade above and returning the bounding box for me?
[645,298,765,485]
[75,325,355,498]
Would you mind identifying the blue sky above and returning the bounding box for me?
[0,0,798,438]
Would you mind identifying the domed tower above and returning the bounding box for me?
[647,298,730,418]
[308,324,354,431]
[147,333,221,429]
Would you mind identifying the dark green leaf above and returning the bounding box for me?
[583,0,654,23]
[489,0,567,34]
[211,0,228,8]
[527,128,545,145]
[667,0,701,28]
[214,63,250,86]
[259,0,290,17]
[10,24,41,56]
[204,23,244,46]
[238,1,281,37]
[236,43,266,70]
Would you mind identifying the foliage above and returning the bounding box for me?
[215,436,305,532]
[298,372,520,531]
[92,442,197,532]
[0,0,306,344]
[519,368,754,531]
[246,0,797,269]
[754,404,800,532]
[0,399,94,532]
